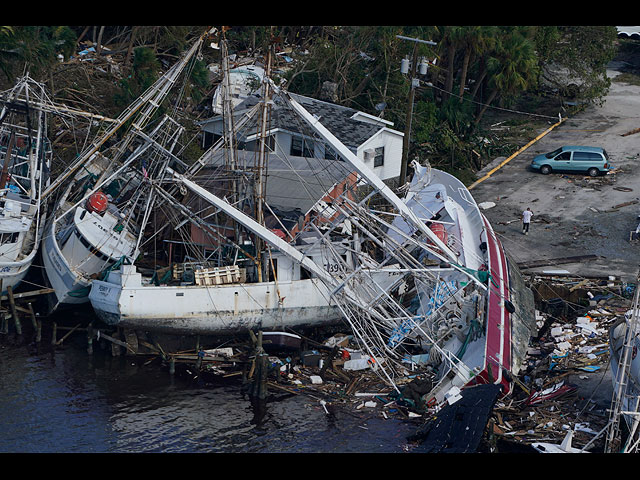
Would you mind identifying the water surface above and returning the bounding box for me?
[0,333,417,453]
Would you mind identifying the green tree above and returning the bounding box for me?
[0,26,76,83]
[474,27,538,126]
[114,47,161,108]
[535,26,616,105]
[457,26,497,100]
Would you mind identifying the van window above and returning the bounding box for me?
[555,151,571,161]
[603,150,609,161]
[546,148,563,159]
[573,151,602,162]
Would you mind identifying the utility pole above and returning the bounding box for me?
[397,35,436,187]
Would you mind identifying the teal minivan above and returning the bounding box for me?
[530,146,613,177]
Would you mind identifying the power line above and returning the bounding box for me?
[419,80,560,121]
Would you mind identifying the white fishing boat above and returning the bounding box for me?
[0,75,53,293]
[41,28,216,312]
[211,64,264,115]
[88,35,388,334]
[89,237,388,335]
[88,46,538,406]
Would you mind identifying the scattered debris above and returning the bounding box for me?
[621,127,640,137]
[478,201,496,210]
[487,274,633,452]
[532,430,589,453]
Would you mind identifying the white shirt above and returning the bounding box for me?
[522,210,533,223]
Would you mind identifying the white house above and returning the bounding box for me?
[199,91,404,182]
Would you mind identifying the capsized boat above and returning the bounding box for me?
[0,75,52,292]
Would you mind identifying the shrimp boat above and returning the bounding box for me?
[88,53,538,404]
[0,75,53,293]
[40,28,216,312]
[607,285,640,452]
[88,35,383,334]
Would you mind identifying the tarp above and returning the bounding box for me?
[407,384,503,453]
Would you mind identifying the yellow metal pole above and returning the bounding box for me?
[468,117,566,190]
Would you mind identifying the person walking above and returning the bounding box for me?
[522,207,533,235]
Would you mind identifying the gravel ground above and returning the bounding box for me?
[471,60,640,282]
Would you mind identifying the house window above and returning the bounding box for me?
[266,134,275,152]
[202,131,221,149]
[290,136,314,157]
[373,147,384,167]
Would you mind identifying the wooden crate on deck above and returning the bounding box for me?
[194,265,246,286]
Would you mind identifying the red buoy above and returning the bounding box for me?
[86,191,108,214]
[429,222,448,244]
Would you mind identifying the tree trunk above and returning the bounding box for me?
[470,68,487,100]
[75,26,91,49]
[124,26,139,68]
[96,26,105,55]
[474,88,498,126]
[458,48,471,99]
[444,43,456,100]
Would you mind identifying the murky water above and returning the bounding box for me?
[0,328,418,453]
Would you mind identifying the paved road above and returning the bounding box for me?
[471,61,640,282]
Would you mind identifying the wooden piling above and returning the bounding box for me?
[36,318,41,343]
[320,345,338,380]
[7,286,21,335]
[51,322,57,346]
[87,322,93,354]
[251,331,269,399]
[257,353,268,399]
[27,302,42,343]
[28,303,37,330]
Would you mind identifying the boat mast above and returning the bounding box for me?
[254,30,274,282]
[220,28,237,200]
[41,27,216,203]
[273,83,486,290]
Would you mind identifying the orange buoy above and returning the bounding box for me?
[86,191,108,214]
[429,222,448,244]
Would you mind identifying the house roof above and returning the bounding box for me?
[202,91,397,150]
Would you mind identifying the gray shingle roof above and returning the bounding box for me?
[226,92,385,150]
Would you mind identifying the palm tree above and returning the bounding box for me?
[473,28,538,127]
[0,26,76,82]
[437,26,464,101]
[457,26,497,100]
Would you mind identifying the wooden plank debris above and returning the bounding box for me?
[621,127,640,137]
[517,255,598,270]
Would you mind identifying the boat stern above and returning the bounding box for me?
[89,278,124,326]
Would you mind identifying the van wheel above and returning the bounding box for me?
[588,167,599,177]
[540,165,551,175]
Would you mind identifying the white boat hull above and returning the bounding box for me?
[0,210,48,294]
[41,221,90,309]
[0,258,34,293]
[89,265,343,334]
